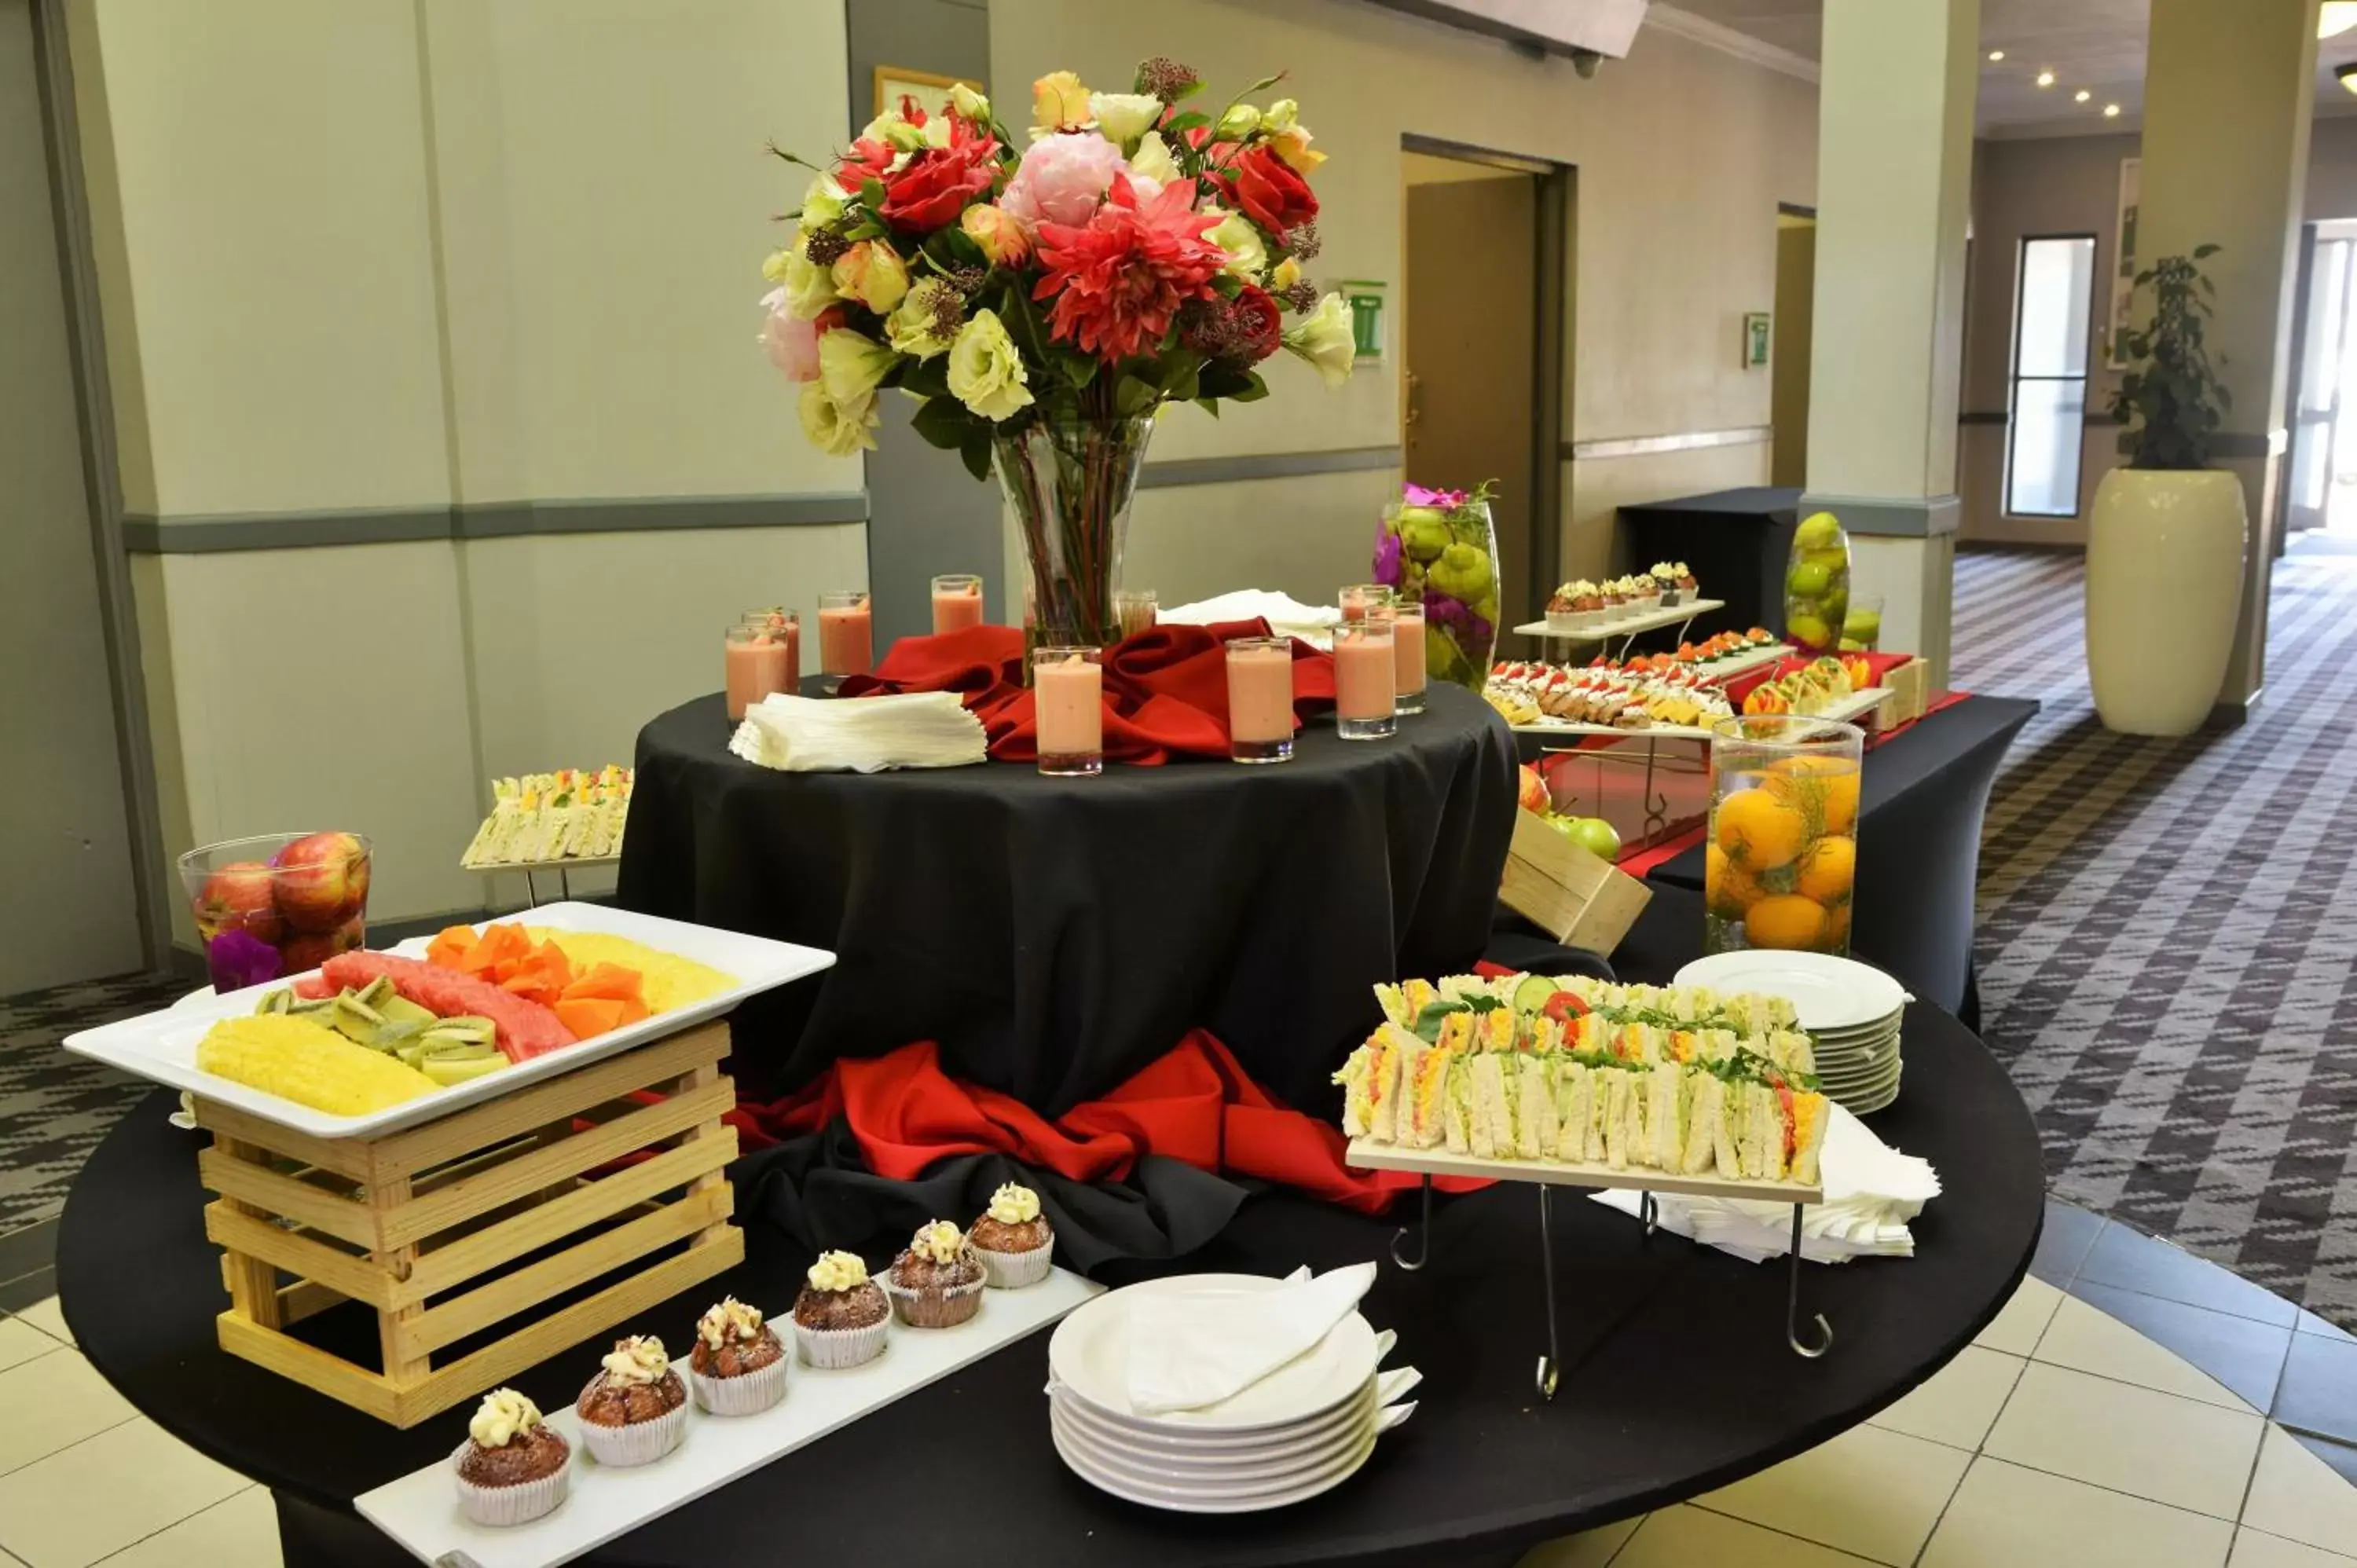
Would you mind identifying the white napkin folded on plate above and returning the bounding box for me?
[1124,1262,1376,1416]
[1158,590,1340,650]
[728,691,986,773]
[1593,1101,1941,1264]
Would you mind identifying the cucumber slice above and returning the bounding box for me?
[1512,973,1556,1015]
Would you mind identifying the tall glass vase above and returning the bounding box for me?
[995,414,1154,655]
[1376,493,1499,690]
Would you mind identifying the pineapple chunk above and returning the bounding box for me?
[196,1014,438,1115]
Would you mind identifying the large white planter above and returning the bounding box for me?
[2084,468,2247,737]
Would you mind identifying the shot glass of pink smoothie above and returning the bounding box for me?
[817,590,873,693]
[1391,603,1428,715]
[1225,636,1296,764]
[931,574,984,635]
[1032,647,1104,776]
[1338,584,1391,624]
[725,612,798,720]
[1332,617,1398,741]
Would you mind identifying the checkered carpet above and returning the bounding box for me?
[1957,544,2357,1333]
[0,972,186,1233]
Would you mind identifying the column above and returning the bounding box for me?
[2137,0,2319,714]
[1802,0,1980,687]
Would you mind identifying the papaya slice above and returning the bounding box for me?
[554,997,627,1039]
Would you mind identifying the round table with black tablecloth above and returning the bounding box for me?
[618,682,1519,1115]
[60,888,2044,1568]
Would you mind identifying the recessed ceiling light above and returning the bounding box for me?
[2341,61,2357,94]
[2102,102,2121,117]
[2075,89,2091,102]
[2322,2,2357,39]
[1987,49,2005,61]
[2036,69,2056,87]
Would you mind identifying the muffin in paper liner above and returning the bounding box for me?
[577,1397,687,1467]
[450,1441,570,1528]
[794,1313,890,1369]
[688,1352,789,1416]
[879,1262,987,1328]
[972,1232,1054,1289]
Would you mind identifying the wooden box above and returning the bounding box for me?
[1868,656,1930,732]
[1499,809,1654,954]
[194,1021,742,1428]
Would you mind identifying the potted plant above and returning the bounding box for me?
[2085,245,2245,736]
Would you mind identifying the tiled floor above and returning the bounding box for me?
[2,1200,2352,1566]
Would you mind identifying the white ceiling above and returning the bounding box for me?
[1655,0,2357,137]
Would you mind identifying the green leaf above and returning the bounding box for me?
[1113,373,1160,417]
[911,395,973,451]
[1195,397,1222,418]
[1230,370,1270,404]
[901,354,952,400]
[1197,362,1254,400]
[2192,243,2221,258]
[860,178,888,209]
[1164,110,1210,136]
[1062,355,1099,388]
[959,430,995,482]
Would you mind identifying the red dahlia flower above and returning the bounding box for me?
[1034,174,1227,363]
[878,114,1001,233]
[1211,145,1318,245]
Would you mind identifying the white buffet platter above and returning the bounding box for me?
[62,903,834,1141]
[1346,1138,1822,1205]
[1512,598,1725,643]
[357,1268,1103,1568]
[1508,683,1894,742]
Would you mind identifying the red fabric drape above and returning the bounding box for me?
[722,1032,1483,1213]
[838,619,1336,765]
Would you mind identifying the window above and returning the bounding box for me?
[2004,235,2097,518]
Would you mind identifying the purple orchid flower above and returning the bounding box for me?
[1373,528,1403,588]
[1402,482,1469,511]
[205,928,283,994]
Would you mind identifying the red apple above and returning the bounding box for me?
[277,916,364,976]
[1517,764,1550,815]
[270,831,372,933]
[194,860,284,944]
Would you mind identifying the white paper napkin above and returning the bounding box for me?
[1593,1102,1941,1264]
[728,691,986,773]
[1158,590,1341,650]
[1124,1262,1376,1416]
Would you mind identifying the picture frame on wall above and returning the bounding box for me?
[1743,312,1772,369]
[873,64,984,121]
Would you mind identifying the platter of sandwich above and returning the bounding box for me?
[1336,973,1827,1203]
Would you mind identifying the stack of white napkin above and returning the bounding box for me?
[1594,1102,1941,1263]
[728,691,986,773]
[1125,1262,1376,1415]
[1159,589,1340,650]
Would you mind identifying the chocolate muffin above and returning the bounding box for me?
[575,1336,687,1467]
[453,1389,570,1527]
[882,1220,985,1328]
[687,1297,789,1416]
[969,1182,1057,1288]
[793,1251,891,1368]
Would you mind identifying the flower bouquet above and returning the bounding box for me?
[762,59,1354,650]
[1376,480,1499,690]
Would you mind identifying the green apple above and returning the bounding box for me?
[1567,816,1622,861]
[1795,511,1843,551]
[1786,611,1833,650]
[1787,560,1831,598]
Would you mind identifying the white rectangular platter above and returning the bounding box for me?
[1346,1138,1822,1204]
[60,903,834,1141]
[357,1268,1103,1568]
[1511,683,1893,742]
[1512,599,1725,643]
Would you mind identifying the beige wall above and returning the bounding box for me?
[991,0,1817,588]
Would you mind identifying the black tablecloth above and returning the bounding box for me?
[1648,696,2037,1023]
[618,683,1518,1115]
[62,892,2043,1566]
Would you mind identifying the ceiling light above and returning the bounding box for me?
[2322,3,2357,40]
[1987,49,2005,61]
[2074,89,2091,102]
[2103,102,2121,117]
[2035,69,2056,87]
[2341,61,2357,94]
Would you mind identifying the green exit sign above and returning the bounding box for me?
[1340,279,1386,363]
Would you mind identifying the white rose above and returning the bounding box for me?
[1128,130,1181,186]
[1201,205,1267,281]
[1088,91,1163,146]
[1281,291,1357,390]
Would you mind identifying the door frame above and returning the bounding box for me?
[1399,132,1571,626]
[25,0,171,973]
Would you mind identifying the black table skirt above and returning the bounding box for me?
[60,888,2043,1568]
[618,683,1519,1116]
[1647,696,2037,1023]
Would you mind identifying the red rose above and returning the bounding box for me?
[836,137,895,190]
[1213,146,1318,244]
[1230,285,1281,364]
[879,120,1000,234]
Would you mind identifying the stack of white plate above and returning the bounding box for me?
[1044,1273,1418,1513]
[1673,950,1912,1114]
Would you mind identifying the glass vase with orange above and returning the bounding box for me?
[1704,716,1863,956]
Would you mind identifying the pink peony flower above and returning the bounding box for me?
[999,131,1131,234]
[761,288,822,381]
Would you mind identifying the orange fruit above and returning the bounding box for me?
[1824,901,1853,950]
[1767,755,1860,834]
[1794,835,1857,904]
[1706,843,1762,919]
[1745,893,1828,951]
[1715,787,1808,871]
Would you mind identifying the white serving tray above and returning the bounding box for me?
[1509,683,1893,742]
[1512,598,1725,643]
[61,903,834,1141]
[357,1268,1102,1568]
[1345,1138,1822,1204]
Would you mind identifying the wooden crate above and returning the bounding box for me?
[1868,656,1930,732]
[1498,809,1654,954]
[194,1021,743,1428]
